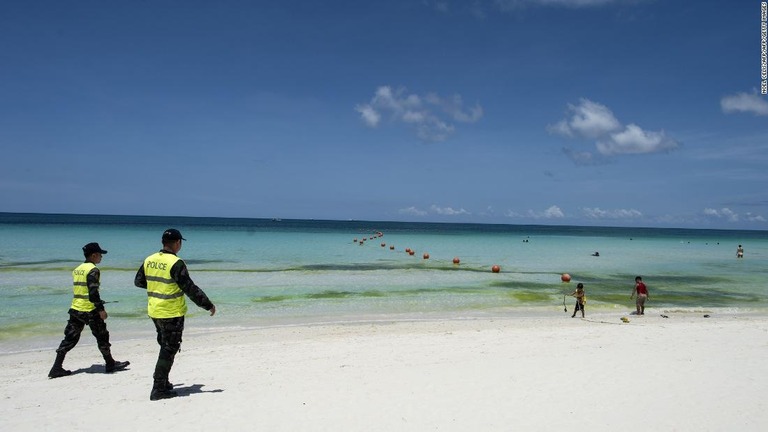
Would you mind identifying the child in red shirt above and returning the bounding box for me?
[630,276,649,315]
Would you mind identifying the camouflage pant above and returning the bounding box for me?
[152,316,184,386]
[55,309,112,360]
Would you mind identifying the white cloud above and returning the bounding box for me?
[721,91,768,116]
[550,98,680,159]
[355,104,381,127]
[399,206,427,216]
[549,99,621,139]
[402,111,425,123]
[506,205,565,219]
[430,205,470,215]
[582,207,643,219]
[703,207,739,222]
[704,208,766,223]
[597,124,678,155]
[434,94,484,123]
[544,205,565,218]
[417,118,455,142]
[356,86,483,141]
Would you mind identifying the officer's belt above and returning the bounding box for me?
[147,291,184,300]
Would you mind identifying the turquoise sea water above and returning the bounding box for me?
[1,213,766,352]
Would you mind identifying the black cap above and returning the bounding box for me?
[162,229,186,242]
[83,242,108,256]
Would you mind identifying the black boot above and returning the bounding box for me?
[48,352,71,379]
[150,379,178,401]
[48,366,72,378]
[105,360,130,373]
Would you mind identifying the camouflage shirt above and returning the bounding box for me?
[86,266,105,312]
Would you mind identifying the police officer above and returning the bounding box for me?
[134,229,216,401]
[48,242,130,378]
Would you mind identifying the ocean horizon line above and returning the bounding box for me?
[1,211,766,236]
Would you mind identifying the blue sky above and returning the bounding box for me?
[1,0,766,229]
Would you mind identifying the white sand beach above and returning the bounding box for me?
[1,313,766,431]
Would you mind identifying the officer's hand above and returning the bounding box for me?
[99,310,108,321]
[209,305,216,316]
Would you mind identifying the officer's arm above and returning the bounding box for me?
[134,265,147,289]
[87,267,106,311]
[170,260,214,311]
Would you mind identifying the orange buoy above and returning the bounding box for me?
[453,257,460,264]
[561,273,571,282]
[423,253,430,259]
[492,265,500,273]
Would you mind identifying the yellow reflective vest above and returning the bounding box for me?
[71,262,97,312]
[143,252,187,318]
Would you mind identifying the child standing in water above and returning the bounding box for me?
[570,283,586,318]
[630,276,649,315]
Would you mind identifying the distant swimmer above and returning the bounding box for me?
[736,245,744,258]
[591,251,600,257]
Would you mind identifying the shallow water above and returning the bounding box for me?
[1,213,766,352]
